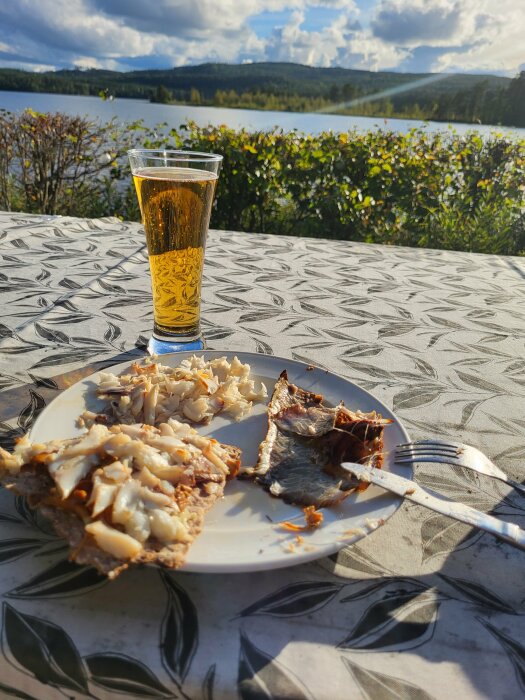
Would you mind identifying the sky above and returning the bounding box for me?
[0,0,523,77]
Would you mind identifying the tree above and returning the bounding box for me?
[189,87,202,104]
[504,72,525,127]
[328,84,341,103]
[151,84,172,104]
[342,83,357,102]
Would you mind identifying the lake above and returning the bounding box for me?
[1,90,524,138]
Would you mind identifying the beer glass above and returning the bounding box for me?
[128,149,222,354]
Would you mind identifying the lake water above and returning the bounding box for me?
[1,90,524,138]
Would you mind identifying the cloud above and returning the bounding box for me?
[370,0,524,75]
[91,0,258,38]
[265,7,408,71]
[0,0,269,70]
[0,0,157,59]
[372,0,471,46]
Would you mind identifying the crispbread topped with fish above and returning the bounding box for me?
[0,421,240,578]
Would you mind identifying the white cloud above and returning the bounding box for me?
[265,8,408,71]
[370,0,524,74]
[342,29,409,71]
[429,1,525,75]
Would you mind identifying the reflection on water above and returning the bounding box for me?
[1,90,524,138]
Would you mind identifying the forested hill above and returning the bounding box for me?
[0,62,523,127]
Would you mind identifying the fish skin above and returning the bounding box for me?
[249,371,390,507]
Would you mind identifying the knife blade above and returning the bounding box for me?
[342,462,525,550]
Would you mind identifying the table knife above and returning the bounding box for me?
[342,462,525,551]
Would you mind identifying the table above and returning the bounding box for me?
[0,210,524,700]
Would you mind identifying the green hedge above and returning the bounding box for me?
[1,110,524,254]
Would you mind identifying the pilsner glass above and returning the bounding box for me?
[128,149,222,354]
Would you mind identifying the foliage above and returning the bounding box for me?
[172,122,524,254]
[0,109,137,215]
[0,110,523,255]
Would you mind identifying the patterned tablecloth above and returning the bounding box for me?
[0,211,524,700]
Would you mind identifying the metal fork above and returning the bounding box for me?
[395,439,525,495]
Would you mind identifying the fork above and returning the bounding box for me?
[395,439,525,495]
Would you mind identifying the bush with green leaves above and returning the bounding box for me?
[0,110,523,254]
[173,122,524,254]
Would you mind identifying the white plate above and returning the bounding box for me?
[30,351,411,573]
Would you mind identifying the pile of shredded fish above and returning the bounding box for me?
[80,354,267,428]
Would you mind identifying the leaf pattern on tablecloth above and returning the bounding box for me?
[437,574,517,614]
[1,602,89,693]
[338,581,443,651]
[327,543,392,577]
[339,578,429,605]
[420,512,484,562]
[342,658,436,700]
[160,571,198,684]
[5,558,106,599]
[0,538,50,564]
[478,619,525,693]
[202,664,216,700]
[85,653,174,698]
[237,631,312,700]
[414,463,521,513]
[0,680,37,699]
[0,212,523,700]
[239,581,343,618]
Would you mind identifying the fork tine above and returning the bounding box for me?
[394,454,462,465]
[397,439,461,450]
[395,446,459,457]
[396,443,458,452]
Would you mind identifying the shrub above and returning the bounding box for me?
[0,109,137,216]
[1,110,523,255]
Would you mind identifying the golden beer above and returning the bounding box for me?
[133,167,218,340]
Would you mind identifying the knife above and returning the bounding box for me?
[342,462,525,551]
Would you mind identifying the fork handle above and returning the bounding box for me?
[342,463,525,551]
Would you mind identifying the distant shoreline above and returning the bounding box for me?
[0,88,512,131]
[1,90,523,139]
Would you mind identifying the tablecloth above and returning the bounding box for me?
[0,211,524,700]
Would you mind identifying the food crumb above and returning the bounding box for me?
[365,517,385,530]
[295,535,304,546]
[339,528,367,540]
[304,505,323,529]
[279,505,324,532]
[306,365,315,371]
[405,487,416,495]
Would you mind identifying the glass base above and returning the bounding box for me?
[148,335,205,356]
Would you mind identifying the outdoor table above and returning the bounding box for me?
[0,210,524,700]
